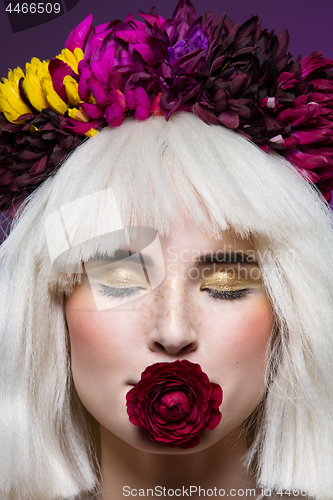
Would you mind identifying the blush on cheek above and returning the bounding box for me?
[216,303,272,429]
[65,307,117,414]
[230,301,273,393]
[65,283,111,350]
[66,299,141,372]
[202,295,273,396]
[236,304,272,346]
[65,308,102,350]
[211,299,272,350]
[232,305,272,367]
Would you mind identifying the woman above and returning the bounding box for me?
[1,2,333,499]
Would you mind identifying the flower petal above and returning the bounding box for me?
[126,360,222,448]
[65,13,93,52]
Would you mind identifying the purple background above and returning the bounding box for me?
[0,0,333,240]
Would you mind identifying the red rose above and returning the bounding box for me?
[126,360,223,449]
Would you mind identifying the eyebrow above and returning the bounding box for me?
[196,252,258,266]
[87,250,257,267]
[86,249,154,266]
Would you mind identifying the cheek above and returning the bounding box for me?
[228,299,273,363]
[65,291,156,433]
[65,290,109,366]
[66,309,107,362]
[205,295,273,361]
[199,296,273,415]
[65,291,151,379]
[65,296,126,420]
[65,310,113,409]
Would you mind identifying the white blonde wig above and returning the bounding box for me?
[1,113,333,500]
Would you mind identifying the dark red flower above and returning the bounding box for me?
[0,109,85,215]
[126,359,222,449]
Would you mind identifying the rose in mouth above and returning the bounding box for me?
[126,359,223,449]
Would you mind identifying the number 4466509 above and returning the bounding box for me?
[5,3,61,14]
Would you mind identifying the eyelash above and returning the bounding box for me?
[201,288,251,300]
[98,285,146,297]
[98,284,251,301]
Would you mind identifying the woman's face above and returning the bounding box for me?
[65,222,273,453]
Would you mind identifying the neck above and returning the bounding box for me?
[98,426,257,500]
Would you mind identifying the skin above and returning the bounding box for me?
[65,222,274,499]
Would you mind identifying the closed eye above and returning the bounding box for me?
[98,284,147,297]
[201,287,252,300]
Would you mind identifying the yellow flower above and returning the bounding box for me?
[30,124,39,133]
[0,67,32,123]
[42,48,84,113]
[26,57,49,78]
[56,47,84,74]
[85,128,98,137]
[89,94,97,105]
[41,76,68,116]
[63,75,81,108]
[23,58,49,112]
[0,49,85,124]
[68,108,89,122]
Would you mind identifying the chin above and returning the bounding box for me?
[117,423,226,455]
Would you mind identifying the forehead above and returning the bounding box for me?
[124,221,258,272]
[45,190,257,276]
[158,220,255,253]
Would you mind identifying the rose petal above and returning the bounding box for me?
[126,360,222,448]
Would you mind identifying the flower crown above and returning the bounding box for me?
[1,0,333,216]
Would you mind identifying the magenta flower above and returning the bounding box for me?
[301,52,333,80]
[104,89,127,127]
[65,14,93,52]
[125,87,151,120]
[115,15,152,45]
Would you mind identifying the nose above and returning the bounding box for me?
[146,276,199,357]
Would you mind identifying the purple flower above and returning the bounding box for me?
[168,23,209,63]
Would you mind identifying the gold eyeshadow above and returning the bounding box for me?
[86,257,263,295]
[200,267,263,291]
[93,266,148,289]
